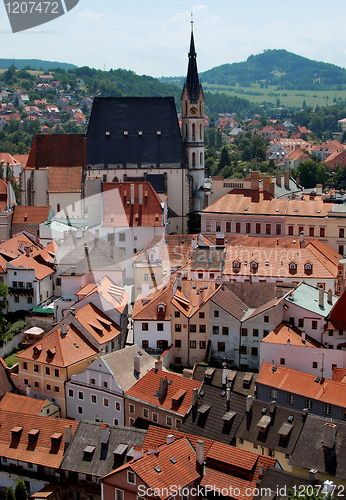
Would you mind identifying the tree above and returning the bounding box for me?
[5,487,16,500]
[14,480,28,500]
[294,160,326,189]
[187,211,201,234]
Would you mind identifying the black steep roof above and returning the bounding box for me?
[86,97,184,167]
[185,30,200,102]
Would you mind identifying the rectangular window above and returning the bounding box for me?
[270,389,278,399]
[288,225,294,236]
[152,412,158,423]
[280,358,285,365]
[143,408,149,418]
[199,341,206,349]
[236,222,241,233]
[216,221,221,232]
[241,328,247,336]
[246,222,251,234]
[119,233,126,242]
[287,394,295,405]
[129,404,135,413]
[199,312,205,319]
[190,324,196,332]
[263,330,269,337]
[175,324,181,332]
[320,227,325,237]
[114,418,119,425]
[253,329,259,337]
[214,310,219,318]
[24,378,28,385]
[27,297,32,304]
[91,395,97,404]
[339,228,345,238]
[23,362,27,370]
[34,364,39,373]
[240,345,247,354]
[68,389,74,398]
[266,224,271,235]
[104,398,109,407]
[54,369,59,377]
[339,245,344,256]
[213,326,219,335]
[78,406,83,415]
[309,227,315,237]
[157,323,163,331]
[116,402,121,411]
[298,318,304,328]
[34,381,39,388]
[222,327,229,336]
[312,320,317,330]
[298,226,304,235]
[190,341,196,349]
[199,324,206,333]
[324,404,331,415]
[306,399,313,410]
[276,224,281,235]
[166,415,173,426]
[127,471,135,485]
[255,223,261,234]
[252,347,258,356]
[12,281,17,288]
[312,361,318,369]
[175,311,180,318]
[46,383,50,390]
[54,386,59,393]
[218,342,225,352]
[90,378,95,385]
[142,323,148,331]
[206,220,211,232]
[226,221,231,233]
[143,274,148,281]
[175,339,181,348]
[264,316,269,323]
[78,391,84,400]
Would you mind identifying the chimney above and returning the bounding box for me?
[299,231,305,248]
[222,363,228,386]
[302,331,306,342]
[192,387,198,406]
[61,325,68,335]
[64,425,72,445]
[191,237,197,251]
[323,481,334,496]
[24,246,31,257]
[101,423,110,444]
[327,288,333,304]
[263,176,270,194]
[199,288,204,306]
[134,355,140,374]
[276,171,281,186]
[246,395,253,412]
[155,360,162,371]
[25,385,31,397]
[316,184,323,195]
[133,445,144,461]
[323,422,337,448]
[309,469,318,479]
[251,171,259,191]
[340,278,345,296]
[147,444,159,455]
[139,184,143,206]
[110,240,114,259]
[157,376,168,398]
[130,183,135,205]
[176,273,182,289]
[196,440,204,465]
[167,434,174,445]
[269,401,276,414]
[258,463,265,480]
[319,287,324,308]
[284,170,290,189]
[226,387,231,411]
[142,282,150,299]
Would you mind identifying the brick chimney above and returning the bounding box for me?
[157,376,168,398]
[323,423,337,448]
[251,171,259,191]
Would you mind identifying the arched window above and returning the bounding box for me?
[192,123,195,140]
[200,124,202,139]
[185,101,187,116]
[185,124,188,140]
[192,152,196,166]
[200,152,203,165]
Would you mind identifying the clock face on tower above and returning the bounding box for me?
[190,106,197,115]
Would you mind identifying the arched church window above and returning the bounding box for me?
[192,152,196,167]
[192,123,195,141]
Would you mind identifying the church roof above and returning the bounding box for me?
[185,30,201,102]
[86,97,184,167]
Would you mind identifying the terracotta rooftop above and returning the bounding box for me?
[27,133,86,169]
[262,322,323,348]
[0,357,15,397]
[76,275,129,314]
[12,205,52,224]
[125,368,202,417]
[74,302,121,345]
[325,289,346,330]
[17,323,99,368]
[48,166,82,193]
[102,182,163,227]
[0,392,49,414]
[0,409,77,468]
[8,254,54,280]
[133,282,172,321]
[0,232,42,259]
[257,362,346,408]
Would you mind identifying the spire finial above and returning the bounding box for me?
[191,12,193,32]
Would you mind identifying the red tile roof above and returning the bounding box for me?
[0,392,48,414]
[27,134,86,169]
[17,323,99,368]
[48,166,82,193]
[0,232,42,259]
[8,254,54,280]
[125,368,202,417]
[74,302,121,345]
[262,322,323,347]
[0,409,77,468]
[326,289,346,330]
[257,362,346,408]
[12,205,51,224]
[133,282,173,321]
[102,182,163,227]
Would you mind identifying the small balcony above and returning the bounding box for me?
[9,287,34,295]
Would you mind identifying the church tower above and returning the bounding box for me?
[181,19,205,212]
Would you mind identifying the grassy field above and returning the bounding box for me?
[202,82,346,108]
[4,349,24,367]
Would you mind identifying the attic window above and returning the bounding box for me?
[28,429,40,441]
[257,415,271,431]
[222,411,236,421]
[278,422,293,437]
[124,131,128,136]
[51,433,62,445]
[233,260,240,269]
[24,215,28,221]
[170,457,177,464]
[138,131,143,136]
[105,131,110,136]
[250,261,258,269]
[11,426,23,439]
[83,445,96,455]
[157,131,161,136]
[304,263,312,271]
[158,304,165,313]
[154,466,161,473]
[289,262,297,271]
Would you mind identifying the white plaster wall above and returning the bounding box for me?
[133,320,171,350]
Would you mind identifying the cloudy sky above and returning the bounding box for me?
[1,0,346,78]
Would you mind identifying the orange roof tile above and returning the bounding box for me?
[77,276,129,314]
[257,362,346,408]
[12,205,51,224]
[0,233,42,258]
[326,289,346,330]
[48,166,82,193]
[125,369,202,417]
[262,322,323,347]
[133,283,173,321]
[74,302,121,345]
[17,323,99,368]
[102,182,163,227]
[0,392,48,414]
[8,254,54,280]
[0,409,77,468]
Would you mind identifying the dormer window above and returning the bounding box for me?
[233,260,240,270]
[289,262,297,274]
[304,262,313,274]
[11,426,23,439]
[157,304,165,313]
[51,433,62,446]
[28,429,39,441]
[250,261,258,273]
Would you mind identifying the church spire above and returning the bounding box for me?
[186,15,200,102]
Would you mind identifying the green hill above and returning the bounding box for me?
[0,58,77,70]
